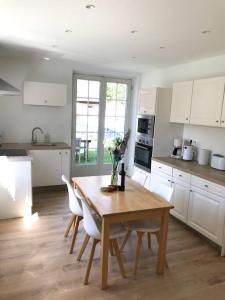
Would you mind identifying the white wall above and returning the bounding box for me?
[0,56,139,146]
[141,53,225,155]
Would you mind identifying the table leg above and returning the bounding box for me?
[101,217,110,289]
[157,209,169,274]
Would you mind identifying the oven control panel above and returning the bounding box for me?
[136,135,153,146]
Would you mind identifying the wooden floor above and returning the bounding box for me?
[1,191,225,300]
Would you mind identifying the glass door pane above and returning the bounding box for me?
[103,81,128,163]
[75,79,100,165]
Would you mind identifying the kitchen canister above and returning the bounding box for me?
[198,148,210,165]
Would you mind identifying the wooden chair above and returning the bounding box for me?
[78,197,127,285]
[131,170,147,186]
[62,175,83,254]
[120,183,173,274]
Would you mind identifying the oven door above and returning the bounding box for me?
[134,143,152,170]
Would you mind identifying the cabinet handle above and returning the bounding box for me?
[204,184,209,188]
[222,121,225,123]
[158,166,162,169]
[216,120,219,123]
[59,152,62,155]
[190,190,192,192]
[179,174,183,177]
[168,179,171,182]
[172,181,174,184]
[185,117,188,121]
[44,100,47,103]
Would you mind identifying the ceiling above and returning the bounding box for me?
[0,0,225,72]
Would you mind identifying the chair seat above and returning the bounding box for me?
[93,220,127,240]
[125,219,160,233]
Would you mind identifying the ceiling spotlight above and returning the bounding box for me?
[202,30,211,34]
[43,57,50,61]
[65,29,72,33]
[160,46,165,49]
[85,4,95,9]
[130,30,138,34]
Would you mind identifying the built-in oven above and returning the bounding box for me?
[137,114,155,137]
[134,137,153,171]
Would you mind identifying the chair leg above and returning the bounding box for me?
[120,230,132,251]
[112,239,126,278]
[155,232,168,268]
[134,231,144,275]
[109,240,115,256]
[77,234,90,261]
[147,232,152,252]
[69,216,82,254]
[84,238,99,285]
[64,214,75,237]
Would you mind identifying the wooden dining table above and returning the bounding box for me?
[72,175,174,289]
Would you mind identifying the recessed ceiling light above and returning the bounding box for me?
[43,57,50,61]
[160,46,165,49]
[202,30,211,34]
[130,30,138,34]
[65,29,72,33]
[85,4,95,9]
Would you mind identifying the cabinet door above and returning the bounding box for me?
[31,150,62,186]
[171,180,189,223]
[170,81,193,124]
[221,98,225,127]
[188,187,225,245]
[24,81,67,106]
[190,77,225,126]
[61,150,71,179]
[139,88,157,115]
[150,171,172,188]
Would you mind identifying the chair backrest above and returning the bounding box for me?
[132,170,147,186]
[150,183,174,203]
[75,138,81,149]
[62,175,83,216]
[80,197,101,240]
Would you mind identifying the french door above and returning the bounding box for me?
[72,74,131,176]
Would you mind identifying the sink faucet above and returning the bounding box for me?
[31,127,43,144]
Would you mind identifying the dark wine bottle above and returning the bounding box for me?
[119,163,126,191]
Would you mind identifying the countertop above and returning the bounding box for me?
[152,156,225,187]
[0,142,71,150]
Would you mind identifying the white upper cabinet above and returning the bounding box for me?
[24,81,67,106]
[221,97,225,127]
[190,77,225,127]
[170,81,193,124]
[138,88,157,115]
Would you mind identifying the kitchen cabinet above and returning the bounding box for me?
[221,99,225,127]
[24,81,67,106]
[188,186,225,245]
[150,171,172,188]
[190,77,225,126]
[171,179,189,223]
[170,81,193,124]
[30,149,70,186]
[138,88,157,115]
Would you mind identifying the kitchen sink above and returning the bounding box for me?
[31,143,56,146]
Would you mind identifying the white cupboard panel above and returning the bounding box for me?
[188,187,225,245]
[24,81,67,106]
[170,81,193,124]
[139,88,157,115]
[221,98,225,127]
[190,77,225,126]
[171,180,189,223]
[150,171,172,188]
[61,150,71,179]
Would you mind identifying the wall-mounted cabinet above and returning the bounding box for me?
[24,81,67,106]
[138,88,157,115]
[170,76,225,128]
[190,77,225,127]
[170,81,193,124]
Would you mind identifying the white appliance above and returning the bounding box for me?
[171,138,183,159]
[183,145,193,161]
[211,154,225,171]
[198,148,210,165]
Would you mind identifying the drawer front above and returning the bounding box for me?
[173,168,191,184]
[191,175,225,197]
[151,160,172,176]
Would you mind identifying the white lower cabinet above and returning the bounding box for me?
[171,179,189,223]
[30,149,71,187]
[188,186,225,245]
[150,171,172,188]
